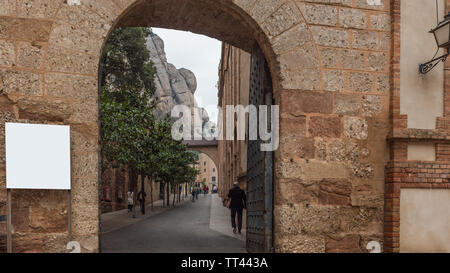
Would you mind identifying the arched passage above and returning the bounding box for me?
[0,0,391,253]
[184,140,219,170]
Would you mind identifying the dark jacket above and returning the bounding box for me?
[228,186,247,209]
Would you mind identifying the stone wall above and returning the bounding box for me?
[0,0,396,253]
[275,0,390,253]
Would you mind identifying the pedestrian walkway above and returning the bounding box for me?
[100,197,190,234]
[101,194,246,253]
[209,193,246,241]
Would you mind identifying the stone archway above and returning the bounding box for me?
[184,140,219,171]
[0,0,391,253]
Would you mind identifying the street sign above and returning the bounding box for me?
[5,123,71,190]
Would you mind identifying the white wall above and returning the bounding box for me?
[400,0,444,129]
[400,189,450,253]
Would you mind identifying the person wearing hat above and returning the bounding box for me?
[227,181,247,234]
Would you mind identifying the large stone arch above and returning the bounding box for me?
[184,141,219,171]
[0,0,391,253]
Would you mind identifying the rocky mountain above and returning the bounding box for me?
[146,32,210,126]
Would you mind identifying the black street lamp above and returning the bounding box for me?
[419,13,450,74]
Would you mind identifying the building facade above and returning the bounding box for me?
[0,0,448,253]
[217,43,251,198]
[100,167,161,214]
[195,153,218,192]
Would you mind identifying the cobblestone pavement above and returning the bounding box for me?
[101,194,246,253]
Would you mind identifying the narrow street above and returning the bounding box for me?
[101,194,246,253]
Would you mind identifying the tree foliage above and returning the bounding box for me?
[100,27,199,209]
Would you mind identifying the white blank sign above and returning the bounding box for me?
[5,123,71,190]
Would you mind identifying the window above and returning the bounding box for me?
[212,176,216,182]
[213,168,215,172]
[204,169,206,173]
[204,161,206,166]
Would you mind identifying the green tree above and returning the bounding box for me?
[100,27,199,214]
[100,27,157,216]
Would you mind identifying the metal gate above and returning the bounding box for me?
[246,44,273,253]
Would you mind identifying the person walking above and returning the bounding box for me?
[127,191,134,212]
[227,181,247,234]
[191,188,196,202]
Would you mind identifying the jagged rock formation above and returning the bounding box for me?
[146,32,209,125]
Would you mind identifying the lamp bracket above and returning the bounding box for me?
[419,52,450,74]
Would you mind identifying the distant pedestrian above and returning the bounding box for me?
[195,188,199,200]
[127,191,134,212]
[227,181,246,234]
[137,190,147,213]
[191,188,196,202]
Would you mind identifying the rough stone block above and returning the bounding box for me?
[352,30,378,49]
[70,100,98,123]
[57,2,110,38]
[72,153,98,178]
[329,139,359,162]
[0,70,41,95]
[274,203,301,234]
[81,0,122,24]
[18,42,44,69]
[0,17,52,42]
[0,40,15,67]
[349,72,373,93]
[368,52,387,71]
[308,116,341,138]
[362,95,382,117]
[341,50,366,70]
[344,116,368,140]
[369,13,390,31]
[301,3,338,26]
[323,70,346,92]
[46,46,97,75]
[49,21,102,55]
[280,68,320,90]
[262,2,302,38]
[300,161,349,180]
[271,23,312,54]
[17,97,72,122]
[45,73,97,100]
[298,204,382,235]
[319,47,338,68]
[280,136,315,159]
[250,0,284,24]
[281,90,333,116]
[0,0,15,16]
[280,115,306,136]
[310,26,349,48]
[276,160,303,179]
[17,0,61,18]
[274,233,326,253]
[334,93,361,115]
[326,234,362,253]
[375,73,389,93]
[278,44,319,71]
[339,7,366,29]
[318,178,352,206]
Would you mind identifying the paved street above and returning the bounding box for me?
[101,194,246,253]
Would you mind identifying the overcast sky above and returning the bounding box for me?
[152,28,221,123]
